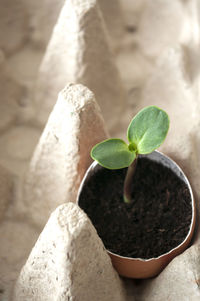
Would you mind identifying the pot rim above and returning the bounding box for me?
[77,150,195,262]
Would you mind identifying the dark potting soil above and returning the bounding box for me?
[78,157,192,259]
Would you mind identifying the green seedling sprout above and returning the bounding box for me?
[91,106,170,203]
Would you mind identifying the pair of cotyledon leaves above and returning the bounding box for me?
[91,106,170,170]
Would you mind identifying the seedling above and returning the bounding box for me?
[91,106,170,203]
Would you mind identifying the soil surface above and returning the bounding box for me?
[79,157,192,259]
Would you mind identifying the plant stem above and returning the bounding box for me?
[123,156,138,203]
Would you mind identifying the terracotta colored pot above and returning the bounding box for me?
[77,151,195,279]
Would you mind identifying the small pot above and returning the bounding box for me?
[77,151,195,279]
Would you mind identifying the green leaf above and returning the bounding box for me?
[127,106,170,154]
[91,138,136,169]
